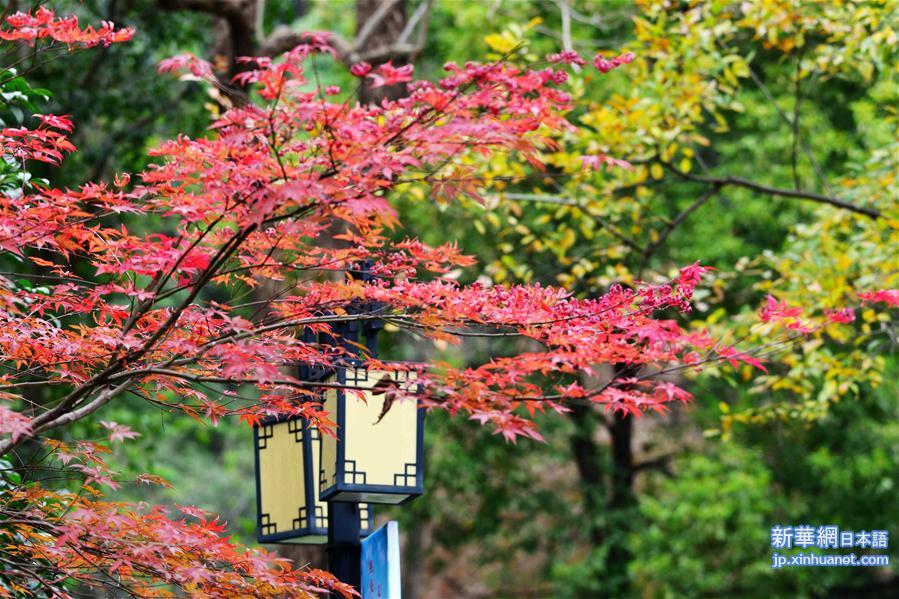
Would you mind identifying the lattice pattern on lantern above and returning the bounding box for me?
[320,365,424,504]
[254,417,373,543]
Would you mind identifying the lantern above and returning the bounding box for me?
[319,364,424,504]
[254,416,373,543]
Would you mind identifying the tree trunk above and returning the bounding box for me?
[568,363,637,598]
[568,403,605,548]
[356,0,408,105]
[604,412,635,596]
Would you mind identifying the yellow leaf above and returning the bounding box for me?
[559,228,576,252]
[484,33,518,54]
[579,219,594,240]
[650,163,664,180]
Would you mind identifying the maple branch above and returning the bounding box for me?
[0,221,259,455]
[663,165,881,219]
[126,225,259,359]
[107,369,399,396]
[120,213,228,336]
[40,380,135,432]
[0,379,133,454]
[0,556,67,597]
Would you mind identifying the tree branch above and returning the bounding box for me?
[354,0,403,51]
[260,0,432,67]
[665,165,881,219]
[398,0,433,46]
[633,452,674,475]
[27,380,135,439]
[556,0,580,71]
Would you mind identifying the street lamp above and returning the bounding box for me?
[253,266,424,593]
[254,416,373,544]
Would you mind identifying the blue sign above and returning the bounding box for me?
[361,521,401,599]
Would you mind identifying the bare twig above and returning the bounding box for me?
[747,64,831,195]
[664,165,880,219]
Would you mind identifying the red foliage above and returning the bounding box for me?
[858,289,899,307]
[0,116,76,165]
[367,61,415,88]
[0,7,133,47]
[592,51,635,73]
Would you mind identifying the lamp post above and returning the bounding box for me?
[320,310,424,591]
[253,271,424,595]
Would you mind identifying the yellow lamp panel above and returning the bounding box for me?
[257,421,305,536]
[309,426,328,529]
[343,368,418,487]
[320,385,339,492]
